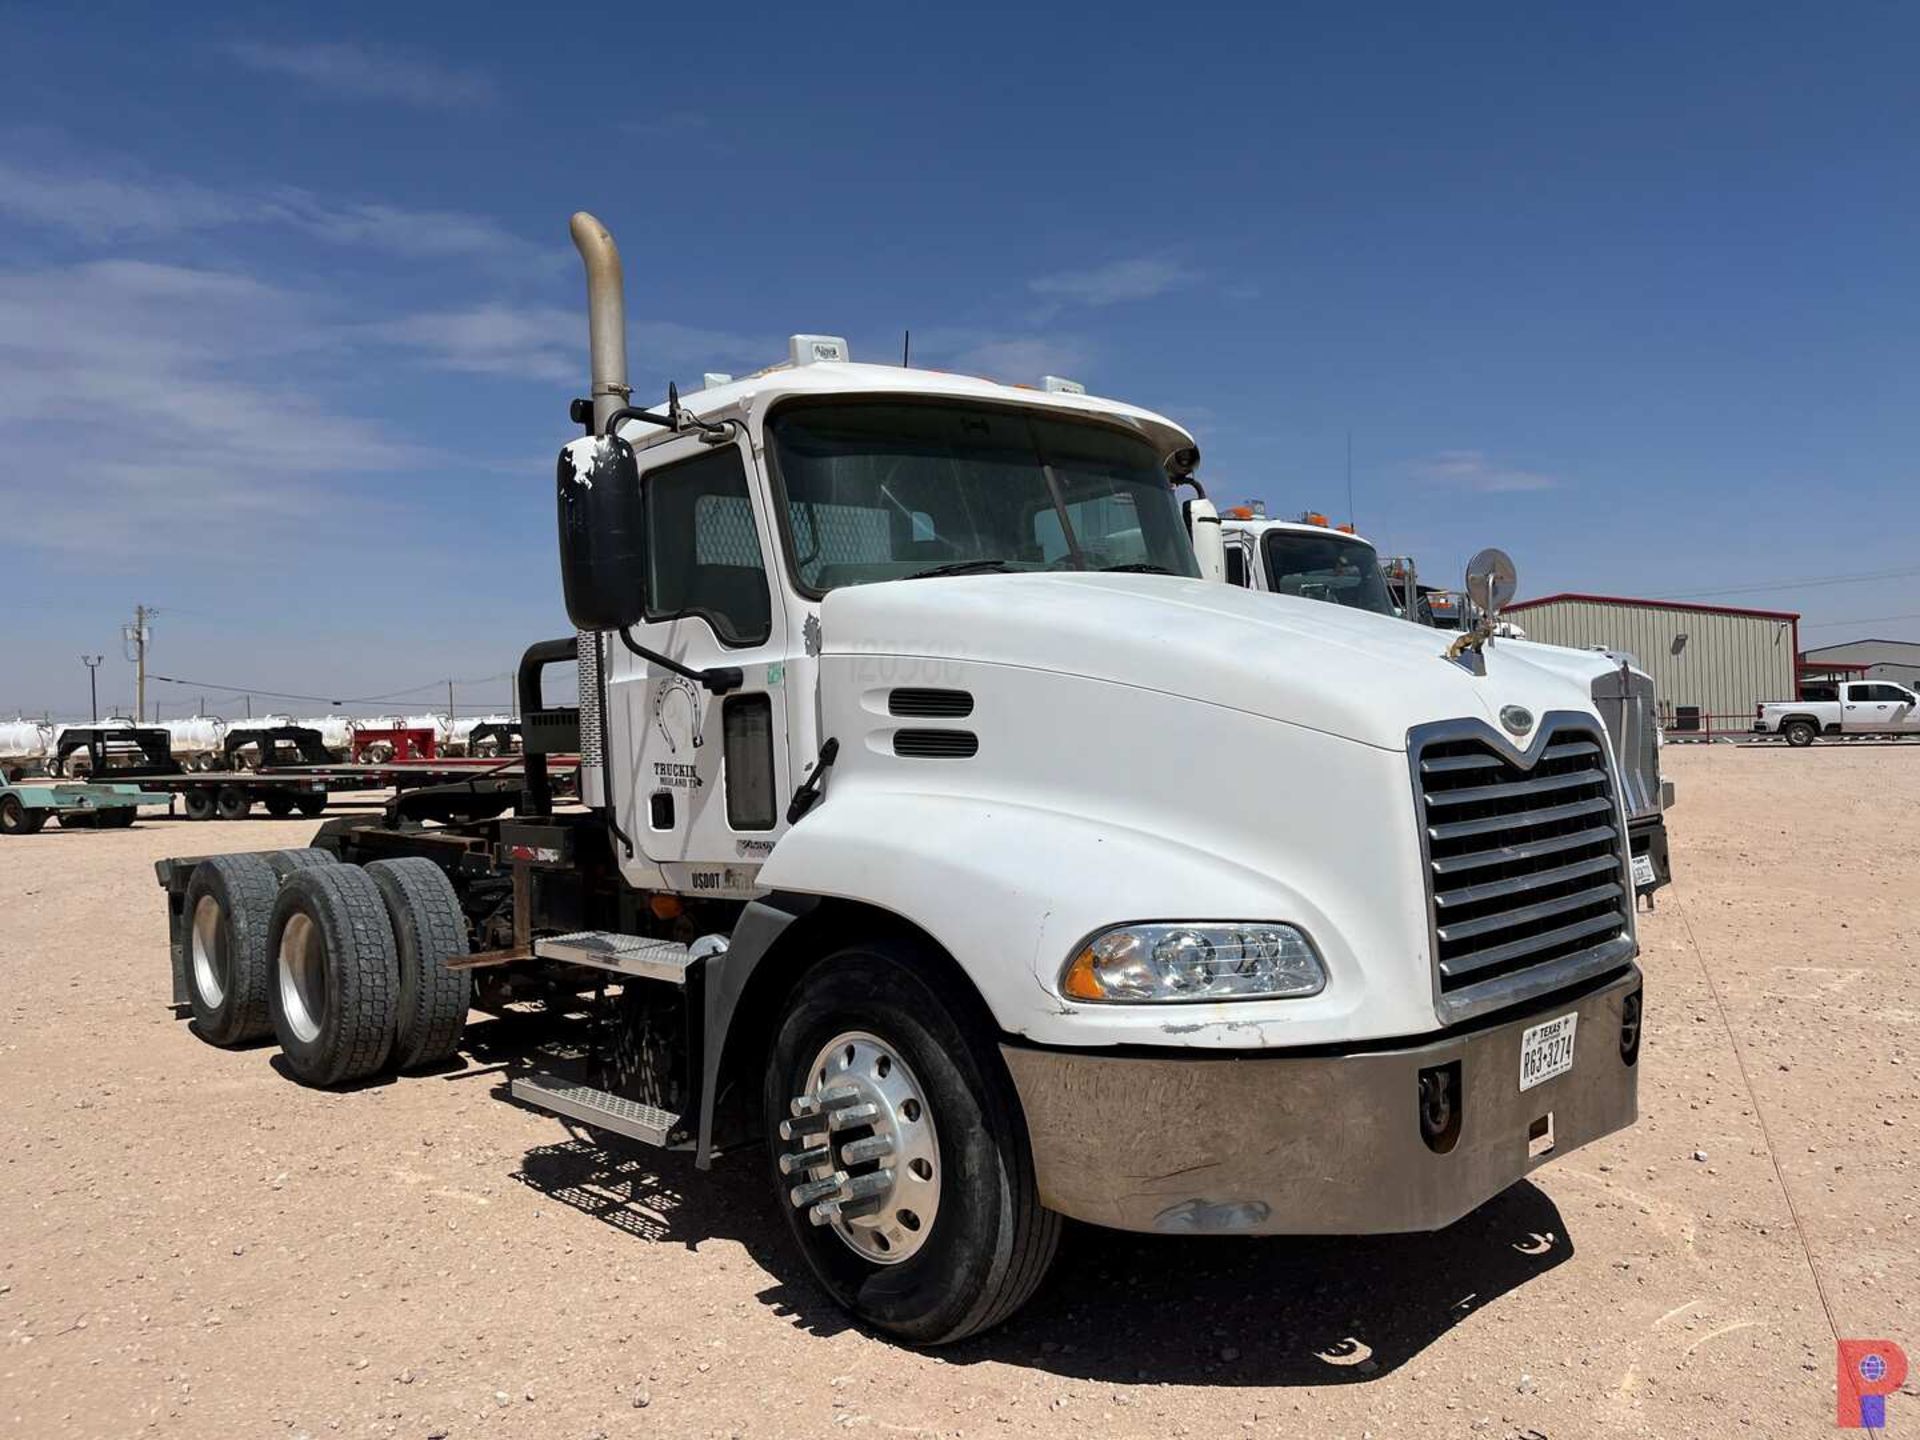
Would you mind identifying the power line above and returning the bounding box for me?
[1667,565,1920,599]
[146,671,515,707]
[1800,612,1920,631]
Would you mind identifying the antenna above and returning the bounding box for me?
[1346,430,1355,530]
[902,329,911,368]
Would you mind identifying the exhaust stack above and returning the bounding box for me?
[570,211,630,433]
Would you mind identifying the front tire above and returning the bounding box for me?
[215,786,252,821]
[763,940,1060,1345]
[1784,720,1817,748]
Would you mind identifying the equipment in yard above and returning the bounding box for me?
[154,210,1647,1346]
[1756,681,1920,746]
[0,779,170,834]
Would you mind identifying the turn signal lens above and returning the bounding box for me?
[1062,922,1325,1003]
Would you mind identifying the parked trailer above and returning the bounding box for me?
[153,212,1645,1346]
[0,779,171,835]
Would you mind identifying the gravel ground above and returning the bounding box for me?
[2,747,1915,1439]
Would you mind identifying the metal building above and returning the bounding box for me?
[1503,593,1800,735]
[1799,638,1920,689]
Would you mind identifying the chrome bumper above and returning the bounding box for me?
[1003,964,1642,1236]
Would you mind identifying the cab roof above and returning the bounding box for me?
[615,360,1199,472]
[1219,515,1378,548]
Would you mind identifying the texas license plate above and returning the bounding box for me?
[1519,1012,1578,1092]
[1631,853,1656,888]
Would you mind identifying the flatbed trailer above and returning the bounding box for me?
[0,779,172,835]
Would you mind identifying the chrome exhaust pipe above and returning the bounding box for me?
[569,211,630,433]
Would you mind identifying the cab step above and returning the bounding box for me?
[510,1074,687,1148]
[535,930,693,982]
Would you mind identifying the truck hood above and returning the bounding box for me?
[818,573,1600,752]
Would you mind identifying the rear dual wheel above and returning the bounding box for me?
[764,940,1060,1345]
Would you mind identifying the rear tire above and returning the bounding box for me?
[295,793,327,818]
[365,858,471,1070]
[0,795,46,835]
[267,848,336,881]
[763,939,1061,1345]
[1784,720,1817,748]
[263,793,295,818]
[99,807,137,828]
[267,865,398,1086]
[215,786,252,821]
[183,788,217,822]
[184,854,279,1045]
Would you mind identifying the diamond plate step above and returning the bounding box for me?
[535,930,692,983]
[510,1074,684,1148]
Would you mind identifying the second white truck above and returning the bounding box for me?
[1757,681,1920,746]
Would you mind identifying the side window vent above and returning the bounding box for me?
[893,730,979,759]
[888,688,974,719]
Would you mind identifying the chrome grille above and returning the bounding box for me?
[1413,718,1634,1019]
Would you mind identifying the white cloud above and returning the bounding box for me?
[1030,257,1197,307]
[221,39,494,109]
[1411,450,1563,493]
[904,327,1093,383]
[0,260,415,555]
[0,154,540,263]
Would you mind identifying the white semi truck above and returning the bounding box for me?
[156,213,1646,1345]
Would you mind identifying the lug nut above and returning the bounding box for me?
[810,1194,883,1226]
[827,1103,879,1131]
[789,1171,848,1208]
[778,1143,832,1175]
[838,1168,894,1202]
[838,1134,894,1165]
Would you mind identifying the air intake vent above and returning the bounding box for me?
[893,729,979,759]
[888,688,974,719]
[1413,720,1633,1022]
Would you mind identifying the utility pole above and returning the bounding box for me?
[80,655,102,722]
[448,679,456,720]
[122,605,155,724]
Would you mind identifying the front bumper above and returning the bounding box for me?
[1003,964,1642,1236]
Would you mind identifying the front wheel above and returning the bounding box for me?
[764,941,1060,1345]
[1784,720,1817,748]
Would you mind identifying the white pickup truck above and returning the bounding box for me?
[1756,681,1920,746]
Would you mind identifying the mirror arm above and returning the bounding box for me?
[618,627,744,694]
[599,405,675,436]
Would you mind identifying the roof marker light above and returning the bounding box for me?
[701,372,734,389]
[789,335,851,366]
[1041,375,1086,395]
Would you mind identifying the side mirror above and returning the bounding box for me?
[556,434,647,630]
[1464,547,1517,619]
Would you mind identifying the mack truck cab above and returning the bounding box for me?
[157,213,1646,1346]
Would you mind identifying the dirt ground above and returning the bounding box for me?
[2,748,1915,1439]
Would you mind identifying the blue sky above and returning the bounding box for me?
[3,2,1918,719]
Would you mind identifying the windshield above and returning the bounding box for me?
[1262,532,1396,616]
[767,402,1201,594]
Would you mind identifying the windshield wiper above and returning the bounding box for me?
[1098,562,1175,574]
[907,559,1017,579]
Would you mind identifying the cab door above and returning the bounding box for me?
[601,432,794,900]
[1842,683,1895,733]
[1887,685,1920,734]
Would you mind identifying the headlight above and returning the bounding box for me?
[1060,922,1326,1003]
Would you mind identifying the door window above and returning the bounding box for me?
[645,448,772,647]
[1224,544,1249,587]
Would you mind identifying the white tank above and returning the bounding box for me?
[165,715,229,755]
[0,719,55,760]
[225,712,296,733]
[295,715,359,751]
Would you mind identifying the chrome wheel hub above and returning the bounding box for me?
[782,1030,940,1265]
[190,895,226,1006]
[277,912,327,1044]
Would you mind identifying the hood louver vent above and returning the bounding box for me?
[893,729,979,759]
[888,688,974,719]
